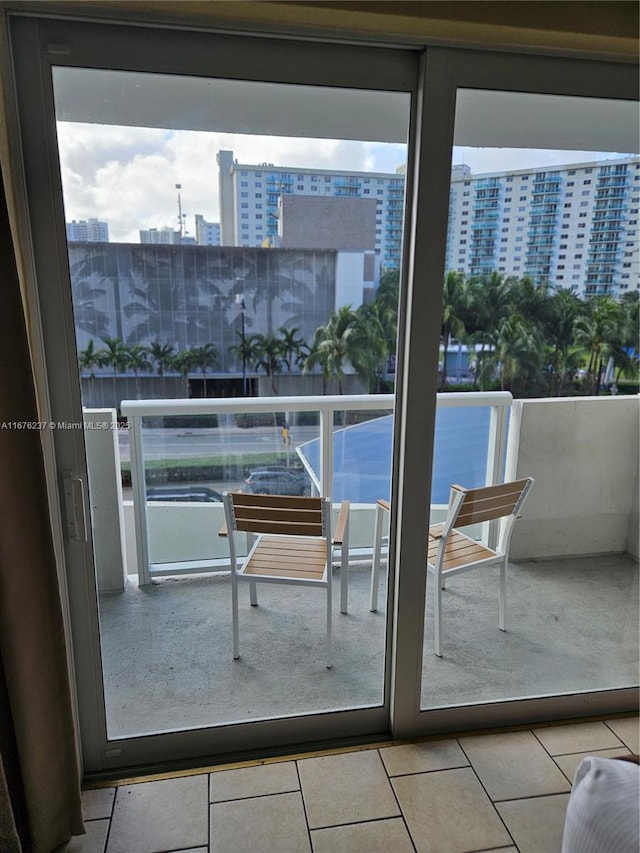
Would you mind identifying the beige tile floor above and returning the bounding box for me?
[61,716,638,853]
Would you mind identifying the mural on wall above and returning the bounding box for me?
[69,243,337,375]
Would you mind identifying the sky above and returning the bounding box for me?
[56,121,634,244]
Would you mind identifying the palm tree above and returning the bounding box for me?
[125,344,152,399]
[544,288,582,395]
[148,340,176,377]
[277,326,308,372]
[252,333,286,395]
[440,270,467,386]
[492,314,545,395]
[190,343,218,396]
[462,273,515,388]
[97,336,129,409]
[573,295,622,394]
[352,302,390,392]
[171,349,197,398]
[303,306,359,394]
[78,339,105,382]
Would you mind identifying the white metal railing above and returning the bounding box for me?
[121,392,512,585]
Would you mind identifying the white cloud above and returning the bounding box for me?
[56,121,633,244]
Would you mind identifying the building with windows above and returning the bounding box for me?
[139,226,183,244]
[194,214,221,246]
[217,149,406,271]
[446,156,640,297]
[66,218,109,242]
[219,150,639,297]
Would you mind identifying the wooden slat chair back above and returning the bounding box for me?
[222,492,350,669]
[428,477,534,657]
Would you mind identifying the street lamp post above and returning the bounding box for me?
[236,293,247,396]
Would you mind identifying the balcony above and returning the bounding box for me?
[84,393,639,738]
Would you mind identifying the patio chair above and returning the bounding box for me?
[428,477,534,657]
[222,492,350,669]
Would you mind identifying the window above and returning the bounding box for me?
[241,213,248,219]
[567,181,575,187]
[519,196,527,201]
[241,181,248,187]
[297,184,304,190]
[255,193,262,198]
[256,203,262,209]
[241,202,248,208]
[241,191,248,198]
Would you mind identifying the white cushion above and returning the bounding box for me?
[562,755,640,853]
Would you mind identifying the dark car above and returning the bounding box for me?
[145,486,223,503]
[244,468,309,496]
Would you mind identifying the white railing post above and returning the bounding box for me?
[320,406,334,500]
[128,414,151,586]
[485,400,510,549]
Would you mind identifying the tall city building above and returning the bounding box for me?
[66,218,109,242]
[217,150,639,298]
[139,227,182,244]
[194,214,221,246]
[446,156,639,297]
[217,150,405,270]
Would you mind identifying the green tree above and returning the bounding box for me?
[148,340,176,377]
[97,336,129,409]
[277,326,309,372]
[125,344,152,399]
[252,333,286,395]
[304,305,361,395]
[171,349,197,397]
[78,339,105,382]
[544,288,582,395]
[190,343,218,396]
[440,270,468,386]
[352,302,390,392]
[573,295,623,394]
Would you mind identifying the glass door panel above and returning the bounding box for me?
[51,66,409,740]
[420,89,639,710]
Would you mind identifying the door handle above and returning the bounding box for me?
[62,470,88,543]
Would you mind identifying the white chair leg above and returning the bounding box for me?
[249,580,258,606]
[370,503,385,611]
[499,556,507,631]
[434,573,443,658]
[326,586,332,669]
[231,572,240,660]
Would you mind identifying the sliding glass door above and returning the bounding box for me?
[8,13,638,774]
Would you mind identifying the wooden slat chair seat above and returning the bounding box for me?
[428,477,534,657]
[222,492,350,669]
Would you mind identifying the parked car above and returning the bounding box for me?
[145,486,223,502]
[244,468,309,496]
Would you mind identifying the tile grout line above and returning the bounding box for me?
[294,757,314,852]
[455,735,518,851]
[376,747,419,853]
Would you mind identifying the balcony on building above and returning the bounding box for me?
[84,390,639,738]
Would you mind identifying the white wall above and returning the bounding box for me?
[335,252,366,309]
[506,396,639,559]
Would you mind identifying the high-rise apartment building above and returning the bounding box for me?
[194,214,221,246]
[66,218,109,242]
[218,150,639,297]
[446,156,639,297]
[139,227,182,244]
[217,150,405,270]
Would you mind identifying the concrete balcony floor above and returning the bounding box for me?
[99,553,638,739]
